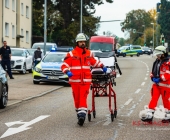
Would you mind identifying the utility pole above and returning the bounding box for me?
[80,0,83,33]
[44,0,47,55]
[151,23,154,49]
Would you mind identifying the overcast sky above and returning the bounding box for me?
[94,0,160,38]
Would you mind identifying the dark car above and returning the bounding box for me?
[142,47,153,55]
[0,65,8,109]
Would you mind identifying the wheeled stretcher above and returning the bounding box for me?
[88,51,122,122]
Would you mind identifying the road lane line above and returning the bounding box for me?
[124,99,133,106]
[144,77,147,80]
[141,82,145,86]
[135,89,141,94]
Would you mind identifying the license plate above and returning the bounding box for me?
[48,76,59,80]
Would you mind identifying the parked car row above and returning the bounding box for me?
[116,45,153,57]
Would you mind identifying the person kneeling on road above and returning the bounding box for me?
[61,33,107,126]
[140,46,170,123]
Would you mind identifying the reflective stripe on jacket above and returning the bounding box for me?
[61,46,104,84]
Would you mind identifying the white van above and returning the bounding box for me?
[32,42,57,54]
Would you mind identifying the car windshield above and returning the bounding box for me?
[43,53,66,62]
[90,42,113,52]
[27,49,36,55]
[11,49,25,57]
[32,44,57,52]
[119,46,128,50]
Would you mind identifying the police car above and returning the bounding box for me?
[32,47,72,84]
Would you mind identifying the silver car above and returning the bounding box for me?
[0,65,8,109]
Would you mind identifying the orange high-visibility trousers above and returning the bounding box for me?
[71,84,90,109]
[149,84,170,110]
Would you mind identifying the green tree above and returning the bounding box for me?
[32,0,64,41]
[158,0,170,48]
[118,38,125,46]
[120,9,155,45]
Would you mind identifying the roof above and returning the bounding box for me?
[90,36,115,44]
[33,42,57,45]
[11,48,28,50]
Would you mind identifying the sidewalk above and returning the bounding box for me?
[6,73,64,107]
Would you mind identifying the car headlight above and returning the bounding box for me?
[148,50,151,51]
[35,67,42,73]
[16,60,23,63]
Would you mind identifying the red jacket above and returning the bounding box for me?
[151,57,170,88]
[61,46,104,84]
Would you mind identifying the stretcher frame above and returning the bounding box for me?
[88,66,118,122]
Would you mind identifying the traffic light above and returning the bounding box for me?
[133,29,136,33]
[162,37,165,45]
[156,3,161,13]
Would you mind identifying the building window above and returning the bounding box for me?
[5,23,9,36]
[26,6,29,18]
[21,29,24,41]
[12,0,15,11]
[5,0,9,8]
[21,3,24,15]
[26,31,29,43]
[12,25,15,38]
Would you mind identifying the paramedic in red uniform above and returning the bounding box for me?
[141,46,170,123]
[61,33,107,126]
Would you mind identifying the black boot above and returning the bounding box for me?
[77,113,86,126]
[141,109,154,123]
[162,111,170,123]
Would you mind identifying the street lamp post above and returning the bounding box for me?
[151,23,154,49]
[142,25,146,45]
[80,0,83,33]
[44,0,47,55]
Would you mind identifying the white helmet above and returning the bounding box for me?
[75,33,88,42]
[153,46,166,56]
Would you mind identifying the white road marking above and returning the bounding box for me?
[135,89,141,94]
[147,71,149,73]
[144,77,147,80]
[146,74,149,76]
[141,82,145,86]
[124,99,133,106]
[0,115,50,139]
[103,114,111,126]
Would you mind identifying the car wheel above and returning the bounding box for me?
[123,53,126,57]
[33,80,40,84]
[0,84,8,109]
[20,63,26,74]
[137,53,140,57]
[130,55,133,57]
[116,55,119,57]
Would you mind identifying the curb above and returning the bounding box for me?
[7,86,64,106]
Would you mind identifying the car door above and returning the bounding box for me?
[25,50,32,69]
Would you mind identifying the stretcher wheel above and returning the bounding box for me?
[111,114,114,122]
[114,110,117,118]
[88,114,91,122]
[93,111,96,118]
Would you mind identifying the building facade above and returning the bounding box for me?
[0,0,32,48]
